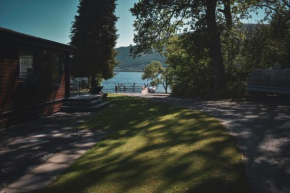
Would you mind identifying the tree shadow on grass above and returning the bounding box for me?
[146,95,290,193]
[42,95,250,193]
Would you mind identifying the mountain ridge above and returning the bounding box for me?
[115,46,166,72]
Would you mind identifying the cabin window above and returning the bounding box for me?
[19,52,34,78]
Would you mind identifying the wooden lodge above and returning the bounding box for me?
[0,27,72,127]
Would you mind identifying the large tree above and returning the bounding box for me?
[130,0,238,93]
[70,0,118,92]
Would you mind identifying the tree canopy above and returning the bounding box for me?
[70,0,118,90]
[131,0,290,97]
[130,0,247,93]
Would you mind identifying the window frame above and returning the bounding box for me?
[18,51,35,79]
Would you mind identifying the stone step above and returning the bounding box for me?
[63,99,102,107]
[60,102,110,112]
[65,95,103,102]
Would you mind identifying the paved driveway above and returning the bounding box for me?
[126,94,290,193]
[0,112,99,190]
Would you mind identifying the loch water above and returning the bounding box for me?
[101,72,167,93]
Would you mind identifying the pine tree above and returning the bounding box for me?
[70,0,118,92]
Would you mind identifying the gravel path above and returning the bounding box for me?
[0,112,99,190]
[121,93,290,193]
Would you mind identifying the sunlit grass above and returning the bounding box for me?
[43,94,250,193]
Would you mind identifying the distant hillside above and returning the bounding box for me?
[115,46,166,72]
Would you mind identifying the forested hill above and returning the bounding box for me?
[115,46,166,72]
[114,24,257,72]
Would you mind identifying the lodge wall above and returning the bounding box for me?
[0,42,66,127]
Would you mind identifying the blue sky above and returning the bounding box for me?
[0,0,138,48]
[0,0,264,48]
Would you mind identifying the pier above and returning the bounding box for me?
[115,83,144,93]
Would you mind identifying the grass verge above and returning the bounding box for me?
[43,94,250,193]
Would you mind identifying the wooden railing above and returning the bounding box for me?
[115,83,144,93]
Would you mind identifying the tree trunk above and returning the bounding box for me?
[91,74,96,94]
[206,0,227,92]
[162,80,168,93]
[223,0,232,28]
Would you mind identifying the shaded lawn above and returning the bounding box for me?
[43,94,250,193]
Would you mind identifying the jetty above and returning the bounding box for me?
[115,83,144,93]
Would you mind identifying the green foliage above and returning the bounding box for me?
[130,0,248,92]
[142,61,171,93]
[234,13,290,81]
[70,0,118,85]
[235,24,272,78]
[166,17,290,97]
[165,33,214,96]
[162,0,290,97]
[130,0,290,97]
[235,0,290,72]
[269,14,290,67]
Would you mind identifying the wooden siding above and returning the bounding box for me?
[0,43,66,127]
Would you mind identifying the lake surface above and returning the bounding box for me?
[101,72,168,93]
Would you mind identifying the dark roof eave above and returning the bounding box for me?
[0,27,73,52]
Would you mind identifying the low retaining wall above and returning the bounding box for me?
[0,100,64,128]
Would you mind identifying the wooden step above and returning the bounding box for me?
[66,94,104,102]
[60,102,110,112]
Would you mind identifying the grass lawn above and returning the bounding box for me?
[43,94,250,193]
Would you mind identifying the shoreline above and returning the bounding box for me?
[113,71,143,72]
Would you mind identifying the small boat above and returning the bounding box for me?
[148,86,156,93]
